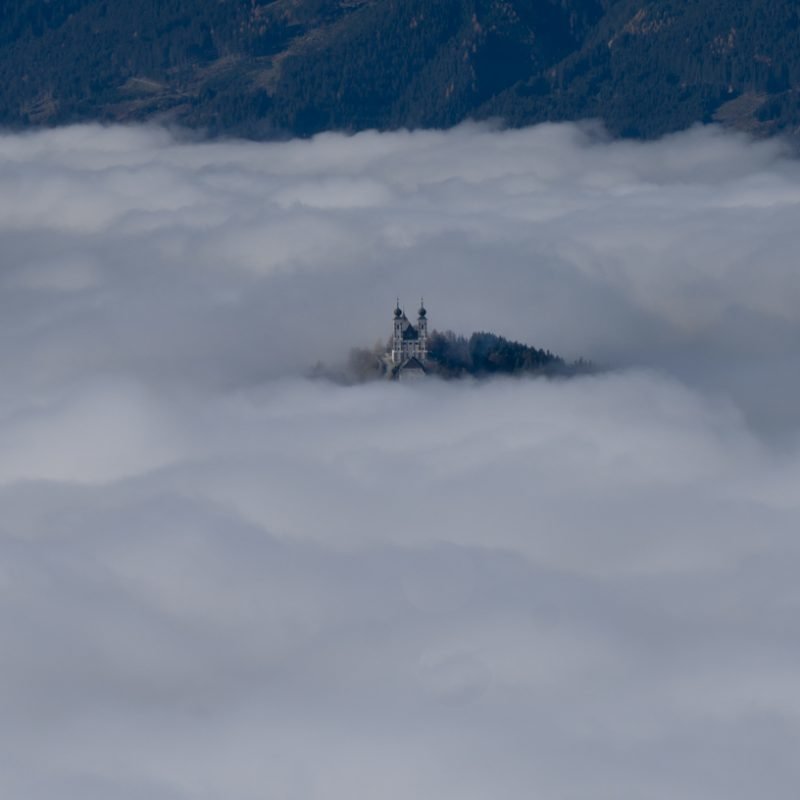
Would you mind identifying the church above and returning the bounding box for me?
[386,299,429,380]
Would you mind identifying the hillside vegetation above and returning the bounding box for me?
[343,330,591,382]
[1,0,799,138]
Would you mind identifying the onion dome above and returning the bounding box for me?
[418,299,426,318]
[394,305,403,318]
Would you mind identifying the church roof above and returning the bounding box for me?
[402,325,419,340]
[390,356,427,379]
[399,356,426,371]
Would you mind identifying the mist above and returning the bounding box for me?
[2,122,800,799]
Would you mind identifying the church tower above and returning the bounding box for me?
[391,299,405,364]
[417,299,428,361]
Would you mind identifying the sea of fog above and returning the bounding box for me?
[1,122,800,799]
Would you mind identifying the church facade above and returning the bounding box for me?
[386,299,429,379]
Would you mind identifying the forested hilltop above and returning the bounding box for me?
[2,0,799,139]
[342,330,593,383]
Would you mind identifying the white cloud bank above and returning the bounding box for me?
[1,122,800,799]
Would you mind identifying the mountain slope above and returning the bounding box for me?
[0,0,799,138]
[483,0,800,137]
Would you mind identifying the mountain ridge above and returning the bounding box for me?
[1,0,799,140]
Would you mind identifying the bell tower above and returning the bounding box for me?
[391,299,404,364]
[417,299,428,361]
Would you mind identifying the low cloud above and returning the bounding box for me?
[1,122,800,799]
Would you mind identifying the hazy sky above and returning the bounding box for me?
[2,122,800,799]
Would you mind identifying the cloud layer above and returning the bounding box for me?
[1,122,800,799]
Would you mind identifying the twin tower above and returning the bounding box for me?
[390,299,428,366]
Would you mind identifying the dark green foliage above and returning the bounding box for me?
[427,331,472,376]
[427,330,586,378]
[1,0,800,138]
